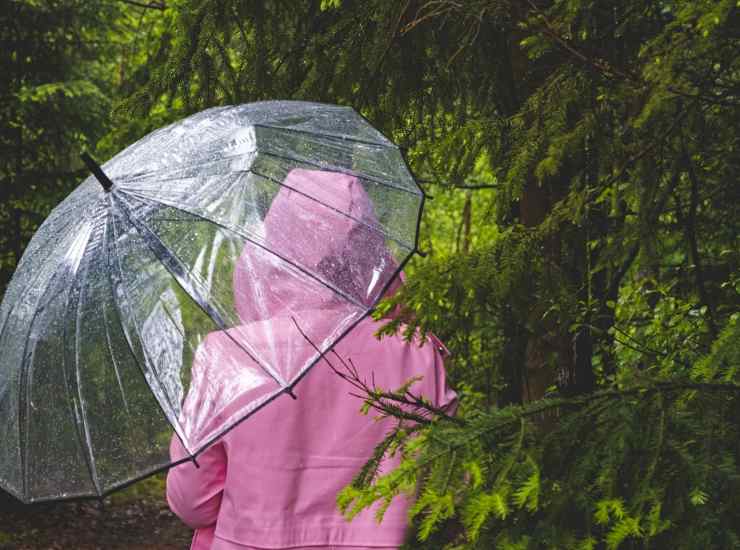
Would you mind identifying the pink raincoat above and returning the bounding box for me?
[167,169,456,550]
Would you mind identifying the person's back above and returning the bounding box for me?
[167,316,455,549]
[166,167,455,549]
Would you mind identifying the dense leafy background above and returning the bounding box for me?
[1,1,739,548]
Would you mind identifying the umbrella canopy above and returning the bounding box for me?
[0,101,423,503]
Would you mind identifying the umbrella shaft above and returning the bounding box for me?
[81,152,114,192]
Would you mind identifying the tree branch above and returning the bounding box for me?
[524,0,640,84]
[291,317,461,425]
[116,0,166,10]
[681,140,719,337]
[606,139,685,299]
[363,379,740,496]
[417,178,499,190]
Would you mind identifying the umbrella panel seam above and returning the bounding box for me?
[116,189,371,312]
[12,219,94,499]
[248,167,416,251]
[114,147,418,197]
[111,193,290,402]
[61,234,103,496]
[122,171,415,253]
[100,293,132,416]
[251,122,392,147]
[16,268,71,499]
[256,149,419,196]
[105,206,189,450]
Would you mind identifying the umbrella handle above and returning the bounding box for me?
[81,151,114,192]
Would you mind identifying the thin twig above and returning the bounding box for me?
[525,0,640,84]
[611,325,669,358]
[291,316,460,425]
[116,0,167,10]
[417,178,499,190]
[681,137,719,337]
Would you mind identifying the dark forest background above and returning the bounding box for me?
[1,1,739,548]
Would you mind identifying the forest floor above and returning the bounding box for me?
[0,475,193,549]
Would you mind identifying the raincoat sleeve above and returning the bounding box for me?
[166,437,227,529]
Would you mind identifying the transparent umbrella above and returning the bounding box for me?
[0,101,423,503]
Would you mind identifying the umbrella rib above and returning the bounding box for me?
[113,121,393,184]
[256,149,419,196]
[10,220,93,500]
[100,299,132,416]
[115,155,255,184]
[61,232,103,496]
[104,211,225,458]
[14,261,71,500]
[131,223,296,405]
[114,148,418,198]
[112,193,291,391]
[117,190,370,313]
[6,212,79,278]
[124,172,414,252]
[0,222,79,366]
[251,123,391,147]
[248,168,415,251]
[105,210,188,444]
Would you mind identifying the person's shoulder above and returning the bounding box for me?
[195,326,251,358]
[339,316,444,358]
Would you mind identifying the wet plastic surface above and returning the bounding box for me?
[0,101,422,502]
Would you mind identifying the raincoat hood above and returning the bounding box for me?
[177,168,406,449]
[232,168,401,323]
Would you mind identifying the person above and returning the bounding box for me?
[166,168,456,550]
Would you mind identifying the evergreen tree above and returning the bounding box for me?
[0,0,165,289]
[14,0,740,547]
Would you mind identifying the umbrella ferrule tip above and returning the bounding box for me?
[81,151,114,192]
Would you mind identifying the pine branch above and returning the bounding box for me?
[602,100,697,192]
[291,317,461,426]
[667,86,740,108]
[524,0,640,84]
[417,178,500,190]
[376,380,740,487]
[680,139,719,337]
[606,159,683,299]
[611,325,670,358]
[116,0,167,10]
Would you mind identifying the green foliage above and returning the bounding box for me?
[320,0,342,11]
[375,226,552,405]
[2,0,739,547]
[0,530,12,545]
[108,473,166,506]
[692,313,740,383]
[337,379,740,548]
[0,0,165,289]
